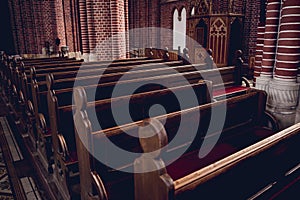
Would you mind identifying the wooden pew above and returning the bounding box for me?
[16,59,177,145]
[10,58,80,91]
[35,63,248,174]
[14,55,156,87]
[28,61,188,141]
[23,60,181,102]
[48,82,210,199]
[15,56,170,112]
[15,58,164,104]
[16,56,76,63]
[32,63,202,172]
[9,54,161,109]
[135,123,300,200]
[74,89,278,200]
[2,58,83,117]
[43,63,245,147]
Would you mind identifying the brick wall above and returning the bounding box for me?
[243,0,263,62]
[129,0,162,49]
[7,0,80,55]
[129,0,260,62]
[7,0,262,61]
[79,0,127,60]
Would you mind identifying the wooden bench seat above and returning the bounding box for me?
[17,56,76,63]
[32,65,248,175]
[7,55,162,110]
[22,60,182,102]
[172,123,300,200]
[73,89,277,200]
[20,60,183,151]
[1,58,85,124]
[26,63,201,175]
[47,82,210,198]
[17,58,168,103]
[42,65,246,143]
[166,125,275,181]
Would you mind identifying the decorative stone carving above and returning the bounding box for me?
[255,76,271,93]
[268,79,300,109]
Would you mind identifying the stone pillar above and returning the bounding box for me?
[80,0,127,61]
[253,23,265,85]
[268,0,300,128]
[55,0,66,52]
[256,0,281,91]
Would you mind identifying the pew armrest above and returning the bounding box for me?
[241,76,251,87]
[57,134,70,161]
[90,171,108,200]
[12,84,17,96]
[38,113,49,135]
[27,100,34,117]
[264,111,279,132]
[18,90,25,105]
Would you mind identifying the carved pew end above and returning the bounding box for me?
[135,118,174,200]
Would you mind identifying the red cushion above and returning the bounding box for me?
[66,151,78,163]
[254,127,274,138]
[44,127,52,136]
[166,126,274,181]
[213,86,249,97]
[167,143,237,180]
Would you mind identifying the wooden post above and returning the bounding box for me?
[204,48,214,69]
[182,48,190,65]
[163,47,170,61]
[234,50,243,86]
[73,87,108,200]
[177,46,181,61]
[134,119,174,200]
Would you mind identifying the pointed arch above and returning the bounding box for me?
[196,19,207,48]
[173,8,186,51]
[209,17,227,66]
[190,6,195,16]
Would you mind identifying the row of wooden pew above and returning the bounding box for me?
[1,49,299,200]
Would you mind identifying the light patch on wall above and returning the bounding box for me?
[173,8,186,52]
[191,7,195,16]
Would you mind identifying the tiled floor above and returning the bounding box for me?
[0,104,43,200]
[0,150,14,200]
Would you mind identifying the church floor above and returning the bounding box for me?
[0,99,45,200]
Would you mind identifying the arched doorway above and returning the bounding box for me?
[196,19,207,48]
[173,8,186,52]
[228,18,243,65]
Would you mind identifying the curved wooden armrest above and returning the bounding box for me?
[241,76,251,87]
[57,134,70,160]
[38,113,47,134]
[27,100,34,117]
[264,111,279,132]
[90,171,108,200]
[12,84,17,96]
[18,90,25,104]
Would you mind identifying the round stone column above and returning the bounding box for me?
[268,0,300,128]
[274,0,300,82]
[260,0,281,78]
[253,24,265,84]
[256,0,281,91]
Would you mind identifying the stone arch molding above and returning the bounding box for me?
[173,8,187,50]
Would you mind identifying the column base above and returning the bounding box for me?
[267,79,300,129]
[255,76,271,92]
[267,79,299,109]
[267,106,296,130]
